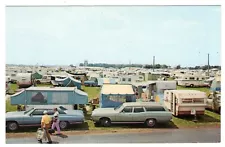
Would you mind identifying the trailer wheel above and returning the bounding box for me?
[190,84,194,87]
[219,107,221,114]
[100,118,111,127]
[36,80,41,84]
[145,118,156,128]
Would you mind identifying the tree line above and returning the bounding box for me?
[79,63,220,70]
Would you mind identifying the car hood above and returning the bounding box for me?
[92,108,116,115]
[6,111,26,117]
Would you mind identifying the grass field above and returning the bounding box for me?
[6,99,17,112]
[177,86,210,95]
[82,86,101,100]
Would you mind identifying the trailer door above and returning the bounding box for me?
[171,92,174,113]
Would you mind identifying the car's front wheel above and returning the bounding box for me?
[7,121,19,131]
[145,118,156,128]
[100,118,111,127]
[59,121,68,129]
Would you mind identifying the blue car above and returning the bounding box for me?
[6,108,84,131]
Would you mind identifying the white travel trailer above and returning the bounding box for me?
[17,73,34,88]
[176,74,206,87]
[119,75,144,84]
[163,90,207,116]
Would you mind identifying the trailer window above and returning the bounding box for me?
[182,98,193,103]
[193,99,204,103]
[190,77,195,80]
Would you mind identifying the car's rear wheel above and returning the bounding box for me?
[59,121,68,129]
[100,118,111,127]
[219,107,221,114]
[145,119,156,128]
[7,121,19,131]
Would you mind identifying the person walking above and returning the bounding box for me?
[51,108,61,135]
[39,110,52,144]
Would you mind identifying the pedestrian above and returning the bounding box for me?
[51,108,61,135]
[39,110,52,144]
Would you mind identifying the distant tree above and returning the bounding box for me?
[79,63,84,66]
[144,64,153,69]
[194,66,201,69]
[155,64,161,69]
[202,65,209,70]
[176,65,181,69]
[161,64,168,69]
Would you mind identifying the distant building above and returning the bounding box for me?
[84,60,88,67]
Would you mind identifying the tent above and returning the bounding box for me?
[54,76,82,89]
[32,72,43,79]
[99,84,136,108]
[10,87,88,105]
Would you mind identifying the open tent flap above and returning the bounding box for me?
[10,89,26,105]
[73,89,88,104]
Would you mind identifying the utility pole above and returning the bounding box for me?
[153,56,155,72]
[208,53,210,76]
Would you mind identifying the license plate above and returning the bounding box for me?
[191,109,196,115]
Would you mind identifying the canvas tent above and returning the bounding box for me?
[99,84,136,108]
[32,72,43,79]
[53,76,82,89]
[10,87,88,105]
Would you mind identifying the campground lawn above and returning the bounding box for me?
[177,86,210,95]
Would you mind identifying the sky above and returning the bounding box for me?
[6,6,221,67]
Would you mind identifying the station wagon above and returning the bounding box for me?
[91,102,172,127]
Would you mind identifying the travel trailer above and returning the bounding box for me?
[163,90,207,116]
[210,76,221,92]
[176,74,206,87]
[133,81,177,103]
[16,73,34,88]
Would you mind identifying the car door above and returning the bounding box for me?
[116,107,133,122]
[29,109,45,126]
[145,106,170,122]
[132,107,145,122]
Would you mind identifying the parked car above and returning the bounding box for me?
[206,92,221,114]
[84,80,97,87]
[91,102,172,128]
[6,108,84,131]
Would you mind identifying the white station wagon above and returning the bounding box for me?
[91,102,172,127]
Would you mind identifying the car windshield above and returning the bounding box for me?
[24,108,34,114]
[114,104,122,110]
[59,106,67,110]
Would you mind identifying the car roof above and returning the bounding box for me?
[122,102,163,107]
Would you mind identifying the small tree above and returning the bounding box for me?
[176,65,181,69]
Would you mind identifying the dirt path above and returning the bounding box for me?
[6,124,220,139]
